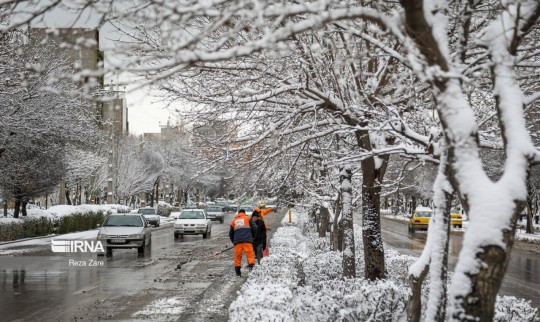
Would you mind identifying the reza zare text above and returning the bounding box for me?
[68,259,104,267]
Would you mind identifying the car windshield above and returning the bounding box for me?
[103,215,143,227]
[416,212,432,218]
[207,207,222,212]
[451,209,460,214]
[138,208,156,215]
[179,210,206,219]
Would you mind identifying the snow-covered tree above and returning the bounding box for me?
[2,1,540,321]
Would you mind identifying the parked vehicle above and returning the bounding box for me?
[137,207,160,227]
[97,214,152,255]
[215,202,230,212]
[450,209,463,228]
[408,207,432,234]
[174,209,212,239]
[206,205,225,223]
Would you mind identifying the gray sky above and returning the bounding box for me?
[31,4,173,135]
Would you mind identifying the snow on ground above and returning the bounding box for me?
[133,296,189,317]
[226,208,538,322]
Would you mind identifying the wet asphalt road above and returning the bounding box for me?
[378,216,540,310]
[0,210,284,322]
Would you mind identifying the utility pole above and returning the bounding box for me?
[107,143,114,204]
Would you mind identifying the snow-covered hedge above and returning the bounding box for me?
[0,204,130,241]
[157,201,173,217]
[229,208,538,322]
[0,216,54,241]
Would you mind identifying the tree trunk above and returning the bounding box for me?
[361,179,384,280]
[452,213,521,321]
[423,147,453,322]
[355,129,393,280]
[319,205,330,238]
[526,180,534,234]
[340,165,356,278]
[21,201,28,216]
[407,264,429,322]
[3,201,7,217]
[65,183,72,205]
[331,193,343,251]
[13,199,21,218]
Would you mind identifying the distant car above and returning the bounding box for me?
[238,205,255,216]
[97,214,152,255]
[174,209,212,239]
[206,205,225,223]
[183,203,198,210]
[408,207,432,234]
[216,202,230,212]
[450,209,463,228]
[137,207,160,227]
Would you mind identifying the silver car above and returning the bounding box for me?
[97,214,152,255]
[137,207,160,227]
[206,205,225,224]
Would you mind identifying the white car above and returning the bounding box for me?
[97,214,152,255]
[174,209,212,239]
[206,205,225,224]
[137,207,160,227]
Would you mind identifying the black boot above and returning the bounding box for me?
[235,266,241,277]
[248,264,254,271]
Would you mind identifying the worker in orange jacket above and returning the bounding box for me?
[254,205,273,220]
[229,209,257,277]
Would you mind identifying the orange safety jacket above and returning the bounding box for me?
[229,212,257,244]
[255,207,273,218]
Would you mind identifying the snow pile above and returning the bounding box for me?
[133,296,189,316]
[230,208,538,322]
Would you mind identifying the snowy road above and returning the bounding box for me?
[0,211,284,322]
[378,216,540,310]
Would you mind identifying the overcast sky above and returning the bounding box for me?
[30,4,173,135]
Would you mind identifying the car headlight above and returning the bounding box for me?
[127,233,143,239]
[97,233,105,239]
[197,224,206,227]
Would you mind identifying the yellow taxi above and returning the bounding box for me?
[408,207,432,234]
[450,209,463,228]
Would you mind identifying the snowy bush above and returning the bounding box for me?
[56,211,105,234]
[157,201,172,216]
[0,205,112,241]
[230,208,538,322]
[0,215,55,241]
[0,208,57,241]
[494,296,539,322]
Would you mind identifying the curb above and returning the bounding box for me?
[0,234,57,246]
